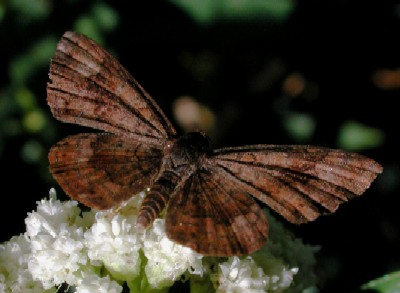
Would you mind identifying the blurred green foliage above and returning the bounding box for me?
[362,271,400,293]
[168,0,294,25]
[74,1,118,43]
[337,120,385,151]
[0,0,118,165]
[9,36,57,85]
[7,0,51,23]
[282,112,316,143]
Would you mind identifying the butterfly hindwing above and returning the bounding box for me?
[211,145,383,224]
[165,169,268,256]
[49,133,163,209]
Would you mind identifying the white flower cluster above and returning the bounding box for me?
[142,218,205,288]
[217,256,298,293]
[0,234,49,292]
[213,211,317,293]
[0,189,317,292]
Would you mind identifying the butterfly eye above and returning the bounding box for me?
[164,142,173,154]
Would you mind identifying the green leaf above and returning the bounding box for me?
[22,109,47,133]
[282,112,316,143]
[20,139,44,163]
[74,1,119,44]
[167,0,294,26]
[15,88,36,111]
[362,271,400,293]
[125,251,169,293]
[8,0,51,21]
[190,274,215,293]
[337,120,385,151]
[9,36,57,85]
[74,15,104,44]
[92,1,119,31]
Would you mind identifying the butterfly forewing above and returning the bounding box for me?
[49,133,163,209]
[166,169,268,256]
[47,31,176,143]
[211,145,383,224]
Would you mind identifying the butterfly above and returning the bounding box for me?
[47,31,383,256]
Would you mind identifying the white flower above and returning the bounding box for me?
[214,211,317,293]
[141,218,205,289]
[0,234,52,292]
[25,191,90,289]
[218,256,269,292]
[74,271,122,293]
[84,213,141,281]
[217,256,298,293]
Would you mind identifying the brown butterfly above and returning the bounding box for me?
[47,31,383,256]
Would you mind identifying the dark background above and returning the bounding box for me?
[0,1,398,292]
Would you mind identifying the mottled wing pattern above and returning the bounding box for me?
[166,169,269,256]
[47,31,176,143]
[49,133,163,210]
[211,145,383,224]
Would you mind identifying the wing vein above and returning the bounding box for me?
[50,55,163,136]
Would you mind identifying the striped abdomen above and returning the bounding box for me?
[136,170,181,230]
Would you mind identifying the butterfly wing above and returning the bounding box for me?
[47,31,176,142]
[48,133,163,209]
[210,145,383,224]
[165,169,268,256]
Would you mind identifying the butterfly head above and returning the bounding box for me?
[180,132,212,153]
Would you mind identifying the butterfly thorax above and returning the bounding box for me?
[136,132,213,230]
[165,132,213,168]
